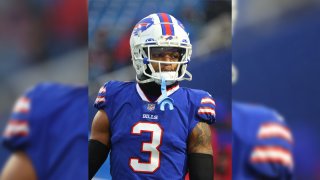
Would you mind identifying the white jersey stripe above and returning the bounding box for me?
[250,146,293,168]
[4,121,29,137]
[201,98,216,106]
[198,107,216,116]
[95,97,105,103]
[13,97,30,113]
[258,123,293,143]
[99,87,106,93]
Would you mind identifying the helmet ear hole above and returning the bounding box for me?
[145,65,152,75]
[178,48,186,62]
[142,48,148,58]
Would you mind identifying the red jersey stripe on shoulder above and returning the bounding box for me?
[201,98,216,106]
[95,97,105,103]
[99,87,106,93]
[3,120,29,137]
[13,97,30,113]
[198,107,216,116]
[250,146,293,168]
[258,123,293,143]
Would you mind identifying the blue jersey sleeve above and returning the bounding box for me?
[2,83,88,179]
[187,89,216,134]
[94,81,125,119]
[2,87,34,151]
[191,90,216,124]
[94,83,108,110]
[249,112,294,179]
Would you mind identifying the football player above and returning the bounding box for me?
[89,13,216,179]
[232,65,294,179]
[0,83,88,180]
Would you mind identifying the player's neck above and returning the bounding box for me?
[139,82,178,102]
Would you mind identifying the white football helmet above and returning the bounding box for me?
[130,13,192,85]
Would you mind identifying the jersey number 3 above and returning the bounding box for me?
[129,122,163,173]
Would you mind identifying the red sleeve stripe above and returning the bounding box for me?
[3,120,29,137]
[13,97,30,113]
[200,98,216,106]
[198,107,216,116]
[7,120,28,125]
[250,146,293,168]
[99,87,106,93]
[95,97,105,103]
[258,123,293,143]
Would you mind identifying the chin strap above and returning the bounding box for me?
[157,78,174,111]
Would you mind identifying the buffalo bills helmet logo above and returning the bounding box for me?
[133,17,154,36]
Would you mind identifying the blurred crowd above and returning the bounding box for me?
[0,0,87,97]
[0,0,87,76]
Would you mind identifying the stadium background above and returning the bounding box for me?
[88,0,232,179]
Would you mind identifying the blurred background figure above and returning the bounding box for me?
[88,0,232,179]
[0,0,88,179]
[233,0,320,179]
[1,83,88,180]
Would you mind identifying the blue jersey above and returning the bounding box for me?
[2,83,88,180]
[94,81,216,179]
[232,102,293,179]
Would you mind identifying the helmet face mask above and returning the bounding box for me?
[130,13,192,85]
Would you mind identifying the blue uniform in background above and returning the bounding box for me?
[94,81,216,179]
[2,83,88,180]
[232,102,293,179]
